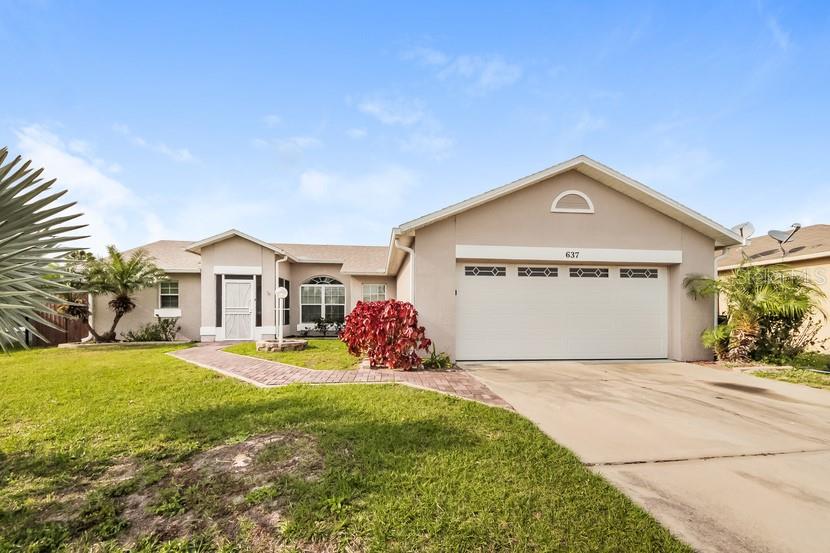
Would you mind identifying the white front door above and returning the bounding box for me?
[224,279,254,340]
[456,263,668,360]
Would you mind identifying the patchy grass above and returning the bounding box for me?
[0,346,691,551]
[754,352,830,390]
[224,339,360,370]
[754,368,830,390]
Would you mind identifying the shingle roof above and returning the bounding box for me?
[124,240,201,272]
[274,243,389,274]
[718,224,830,268]
[124,239,389,274]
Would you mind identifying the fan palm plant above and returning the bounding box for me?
[685,263,825,361]
[79,246,167,342]
[0,147,86,350]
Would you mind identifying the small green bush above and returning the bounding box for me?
[422,345,453,369]
[121,317,180,342]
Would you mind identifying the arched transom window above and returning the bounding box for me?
[300,276,345,325]
[550,190,595,214]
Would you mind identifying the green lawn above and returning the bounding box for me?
[754,353,830,390]
[0,346,690,552]
[224,339,360,370]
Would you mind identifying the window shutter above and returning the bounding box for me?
[255,275,262,327]
[215,275,222,327]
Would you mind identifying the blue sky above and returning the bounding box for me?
[2,1,829,253]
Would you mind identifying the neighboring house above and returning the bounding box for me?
[92,155,741,361]
[717,224,830,351]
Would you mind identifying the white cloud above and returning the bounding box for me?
[403,47,522,93]
[158,192,276,240]
[253,135,323,162]
[298,165,416,209]
[358,97,425,126]
[765,16,791,50]
[440,55,522,92]
[113,123,196,163]
[572,112,607,134]
[402,46,449,66]
[400,133,454,160]
[630,145,721,191]
[355,94,455,159]
[13,124,159,254]
[346,128,367,139]
[263,114,282,127]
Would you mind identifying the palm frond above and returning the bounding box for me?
[0,146,85,350]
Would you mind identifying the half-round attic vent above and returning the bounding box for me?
[550,190,594,214]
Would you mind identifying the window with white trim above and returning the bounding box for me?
[300,277,345,324]
[278,277,290,325]
[551,190,595,213]
[159,281,179,308]
[362,283,386,302]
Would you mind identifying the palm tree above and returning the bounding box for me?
[685,263,825,361]
[0,147,85,350]
[79,246,167,342]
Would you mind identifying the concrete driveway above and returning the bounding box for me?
[462,360,830,553]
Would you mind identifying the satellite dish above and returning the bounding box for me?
[730,222,755,242]
[767,223,802,254]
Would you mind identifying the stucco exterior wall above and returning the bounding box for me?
[287,262,350,334]
[396,252,412,303]
[410,169,716,361]
[348,275,397,308]
[92,272,201,341]
[719,258,830,353]
[198,236,277,340]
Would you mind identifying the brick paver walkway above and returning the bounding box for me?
[170,343,510,409]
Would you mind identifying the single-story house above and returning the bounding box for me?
[717,224,830,351]
[92,155,742,361]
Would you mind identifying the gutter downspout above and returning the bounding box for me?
[394,239,415,304]
[275,255,288,345]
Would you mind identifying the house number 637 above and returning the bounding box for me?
[565,251,580,259]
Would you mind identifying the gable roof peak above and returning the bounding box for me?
[185,228,294,258]
[394,155,741,247]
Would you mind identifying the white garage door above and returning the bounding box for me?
[456,263,668,360]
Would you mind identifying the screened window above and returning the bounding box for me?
[300,277,345,324]
[278,277,290,325]
[159,281,179,308]
[362,283,386,302]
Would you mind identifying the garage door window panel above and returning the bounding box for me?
[621,268,658,279]
[464,266,506,277]
[518,267,558,277]
[569,267,609,278]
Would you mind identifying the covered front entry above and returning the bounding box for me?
[455,262,668,360]
[224,278,254,340]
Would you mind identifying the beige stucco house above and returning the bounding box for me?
[717,224,830,351]
[93,155,742,361]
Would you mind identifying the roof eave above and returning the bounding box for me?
[186,229,296,260]
[395,155,742,247]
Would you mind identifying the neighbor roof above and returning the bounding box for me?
[718,224,830,269]
[393,155,743,247]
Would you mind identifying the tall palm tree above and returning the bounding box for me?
[0,147,85,350]
[685,263,825,361]
[80,246,167,342]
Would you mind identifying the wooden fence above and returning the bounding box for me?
[29,310,88,346]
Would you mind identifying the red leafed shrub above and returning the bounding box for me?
[339,300,431,370]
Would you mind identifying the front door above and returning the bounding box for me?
[224,279,254,340]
